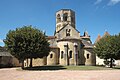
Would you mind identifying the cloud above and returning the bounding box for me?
[108,0,120,6]
[94,0,102,5]
[0,39,3,43]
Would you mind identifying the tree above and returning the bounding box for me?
[94,34,120,68]
[4,26,50,68]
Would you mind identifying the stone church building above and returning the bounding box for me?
[24,9,96,67]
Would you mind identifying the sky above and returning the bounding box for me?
[0,0,120,46]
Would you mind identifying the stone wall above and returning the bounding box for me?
[55,25,80,40]
[12,57,21,67]
[56,9,75,32]
[57,40,82,65]
[0,56,21,67]
[47,48,59,65]
[84,49,96,66]
[0,56,12,67]
[24,57,47,67]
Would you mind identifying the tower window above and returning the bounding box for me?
[87,54,89,59]
[63,13,68,21]
[50,54,53,58]
[71,16,74,22]
[61,51,64,59]
[57,14,61,23]
[69,51,72,58]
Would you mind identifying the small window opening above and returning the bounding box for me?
[63,13,68,21]
[61,51,64,59]
[87,54,89,59]
[69,51,72,58]
[66,29,71,36]
[50,54,53,58]
[57,14,61,23]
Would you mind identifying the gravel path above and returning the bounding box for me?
[0,68,120,80]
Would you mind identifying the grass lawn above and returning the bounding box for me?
[21,65,120,71]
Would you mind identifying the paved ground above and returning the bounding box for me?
[0,68,120,80]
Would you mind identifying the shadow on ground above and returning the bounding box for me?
[23,65,66,71]
[113,67,120,69]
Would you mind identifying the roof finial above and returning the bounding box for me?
[84,30,89,37]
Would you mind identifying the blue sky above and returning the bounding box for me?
[0,0,120,46]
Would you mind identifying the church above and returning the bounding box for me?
[24,9,96,67]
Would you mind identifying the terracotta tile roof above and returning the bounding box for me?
[103,31,110,37]
[94,31,110,44]
[95,34,101,43]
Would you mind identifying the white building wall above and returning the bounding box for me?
[96,56,104,65]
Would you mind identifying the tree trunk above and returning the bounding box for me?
[30,58,33,67]
[21,59,24,69]
[110,58,113,68]
[27,58,28,67]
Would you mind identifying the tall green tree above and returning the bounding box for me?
[4,26,50,68]
[94,34,120,68]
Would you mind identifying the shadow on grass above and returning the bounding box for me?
[113,67,120,69]
[23,65,66,71]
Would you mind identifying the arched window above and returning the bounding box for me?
[87,54,89,59]
[50,54,53,58]
[57,14,61,23]
[61,51,64,59]
[69,50,72,58]
[63,13,68,21]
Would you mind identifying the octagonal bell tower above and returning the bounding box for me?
[56,9,76,32]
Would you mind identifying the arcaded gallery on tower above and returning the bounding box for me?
[24,9,96,67]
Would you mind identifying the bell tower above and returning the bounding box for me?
[55,9,76,32]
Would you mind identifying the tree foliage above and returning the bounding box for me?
[94,34,120,67]
[4,25,50,68]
